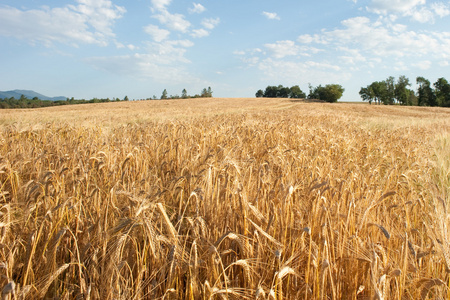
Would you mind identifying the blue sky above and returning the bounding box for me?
[1,0,449,101]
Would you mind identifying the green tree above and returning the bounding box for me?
[407,91,418,106]
[124,95,129,101]
[359,85,375,104]
[323,84,345,103]
[182,89,188,99]
[416,77,436,106]
[255,89,264,97]
[289,85,306,98]
[371,81,389,105]
[310,84,344,103]
[307,83,319,99]
[161,89,168,100]
[394,75,410,105]
[264,86,278,98]
[434,77,450,107]
[385,76,395,105]
[277,85,290,98]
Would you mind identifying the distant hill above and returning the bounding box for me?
[0,89,66,101]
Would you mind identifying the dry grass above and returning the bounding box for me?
[0,98,449,299]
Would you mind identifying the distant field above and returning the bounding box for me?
[0,98,449,299]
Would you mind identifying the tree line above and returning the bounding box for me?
[0,94,124,109]
[359,76,450,107]
[0,87,214,109]
[255,84,345,103]
[159,87,212,100]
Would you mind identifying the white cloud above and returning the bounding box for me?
[262,11,280,20]
[298,33,329,45]
[367,0,450,23]
[73,0,126,34]
[189,3,206,14]
[86,39,195,83]
[144,24,170,42]
[264,40,299,58]
[338,47,367,65]
[257,58,348,85]
[191,28,209,38]
[153,10,191,32]
[201,17,220,30]
[237,13,450,93]
[149,2,218,41]
[151,0,172,11]
[407,6,435,23]
[413,60,432,70]
[393,61,409,71]
[431,2,450,18]
[0,0,125,46]
[300,16,450,60]
[368,0,426,14]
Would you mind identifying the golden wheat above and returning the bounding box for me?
[0,98,448,299]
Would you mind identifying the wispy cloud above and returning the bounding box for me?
[0,0,125,47]
[87,1,220,84]
[367,0,450,23]
[189,3,206,14]
[262,11,280,20]
[264,40,299,58]
[152,10,191,33]
[413,60,432,70]
[257,58,347,86]
[86,39,195,83]
[367,0,425,14]
[144,24,170,42]
[298,16,450,60]
[432,2,450,17]
[201,17,220,30]
[191,28,209,38]
[151,0,172,12]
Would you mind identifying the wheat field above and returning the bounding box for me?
[0,98,449,299]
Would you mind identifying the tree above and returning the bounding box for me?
[161,89,168,100]
[277,85,290,98]
[309,84,344,102]
[255,89,264,97]
[359,85,375,104]
[394,75,410,105]
[385,76,395,105]
[289,85,306,98]
[307,83,319,99]
[416,77,436,106]
[371,81,390,105]
[322,84,345,102]
[434,77,450,107]
[263,86,278,98]
[200,87,213,98]
[182,89,188,99]
[360,76,419,106]
[124,95,129,101]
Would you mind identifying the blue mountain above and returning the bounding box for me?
[0,89,66,101]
